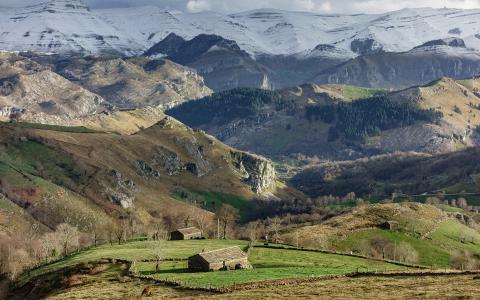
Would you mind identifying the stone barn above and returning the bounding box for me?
[379,221,400,231]
[188,246,251,272]
[170,227,202,240]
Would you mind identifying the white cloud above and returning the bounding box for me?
[186,0,211,13]
[3,0,480,14]
[180,0,480,14]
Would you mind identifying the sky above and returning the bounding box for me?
[1,0,480,14]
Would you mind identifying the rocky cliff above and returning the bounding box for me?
[230,151,276,194]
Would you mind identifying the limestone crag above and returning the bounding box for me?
[230,151,275,194]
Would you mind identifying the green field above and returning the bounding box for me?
[22,239,411,289]
[22,239,248,282]
[329,84,387,101]
[331,219,480,268]
[333,229,450,267]
[136,246,408,288]
[431,220,480,254]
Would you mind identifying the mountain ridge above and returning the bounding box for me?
[2,2,480,58]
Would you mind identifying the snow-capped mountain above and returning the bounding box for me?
[97,6,480,57]
[2,0,480,58]
[0,0,142,54]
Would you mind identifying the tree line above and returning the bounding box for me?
[167,88,296,127]
[306,96,443,140]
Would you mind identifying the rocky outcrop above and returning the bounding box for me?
[175,136,211,177]
[0,52,107,123]
[0,106,24,118]
[350,38,384,56]
[414,38,466,49]
[138,141,211,178]
[150,146,184,176]
[104,170,137,208]
[137,160,161,179]
[230,151,275,194]
[0,75,19,96]
[46,55,212,110]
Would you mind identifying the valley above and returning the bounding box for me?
[2,1,480,299]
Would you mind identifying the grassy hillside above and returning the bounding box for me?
[19,239,249,283]
[136,246,408,288]
[0,115,285,239]
[300,84,387,101]
[15,238,409,294]
[167,78,480,163]
[282,203,480,268]
[9,206,480,298]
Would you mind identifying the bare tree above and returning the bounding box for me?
[267,216,282,244]
[457,198,468,209]
[369,236,390,259]
[396,242,419,264]
[127,211,137,240]
[56,223,79,257]
[86,217,106,247]
[39,232,59,263]
[245,221,261,244]
[114,219,128,245]
[215,204,240,239]
[151,219,166,241]
[153,243,163,272]
[191,203,209,235]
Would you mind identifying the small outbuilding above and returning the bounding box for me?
[379,220,400,231]
[170,227,203,240]
[188,246,251,272]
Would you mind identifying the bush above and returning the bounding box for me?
[396,242,419,264]
[449,250,480,270]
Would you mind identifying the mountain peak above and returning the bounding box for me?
[25,0,90,13]
[144,33,245,65]
[144,33,186,57]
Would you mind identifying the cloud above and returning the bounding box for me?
[2,0,480,14]
[186,0,211,13]
[178,0,480,14]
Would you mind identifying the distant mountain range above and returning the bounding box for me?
[2,0,480,57]
[2,0,480,90]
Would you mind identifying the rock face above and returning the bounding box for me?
[144,34,271,91]
[312,46,480,89]
[40,55,212,110]
[230,151,276,194]
[0,52,106,123]
[104,170,137,209]
[350,38,384,56]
